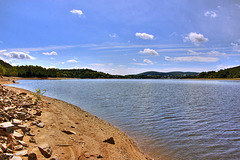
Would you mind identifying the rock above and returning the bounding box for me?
[29,137,36,143]
[50,156,60,160]
[38,143,52,158]
[14,145,23,151]
[61,129,76,135]
[26,132,35,136]
[36,123,44,128]
[103,137,115,144]
[0,122,15,133]
[33,110,42,116]
[17,140,28,147]
[13,131,24,140]
[19,92,27,96]
[15,150,28,156]
[12,119,22,125]
[97,154,103,158]
[28,152,37,160]
[11,156,23,160]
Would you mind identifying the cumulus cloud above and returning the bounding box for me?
[139,48,159,55]
[135,32,154,40]
[165,56,219,62]
[70,9,84,17]
[67,59,78,63]
[42,51,58,56]
[143,59,153,64]
[0,50,35,60]
[204,11,217,18]
[184,32,208,46]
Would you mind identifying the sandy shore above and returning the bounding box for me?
[0,77,154,160]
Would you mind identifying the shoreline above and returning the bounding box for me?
[0,77,155,160]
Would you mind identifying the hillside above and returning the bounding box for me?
[137,71,199,77]
[198,65,240,78]
[0,59,12,68]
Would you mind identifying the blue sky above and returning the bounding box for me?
[1,0,240,75]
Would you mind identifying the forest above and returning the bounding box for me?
[0,60,240,79]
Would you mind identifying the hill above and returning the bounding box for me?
[138,71,199,77]
[0,59,12,68]
[198,65,240,78]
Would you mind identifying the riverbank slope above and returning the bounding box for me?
[0,78,154,159]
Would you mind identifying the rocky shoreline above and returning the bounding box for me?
[0,82,153,160]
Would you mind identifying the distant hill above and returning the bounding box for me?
[0,60,12,68]
[137,71,199,77]
[198,65,240,78]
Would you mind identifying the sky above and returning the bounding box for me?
[1,0,240,75]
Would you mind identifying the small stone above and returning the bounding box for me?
[0,122,15,133]
[17,140,28,147]
[26,132,35,136]
[103,137,115,144]
[15,150,28,156]
[38,143,52,158]
[29,137,36,143]
[14,145,23,151]
[13,131,24,140]
[61,129,76,135]
[37,123,44,128]
[11,156,22,160]
[50,156,60,160]
[28,152,37,160]
[12,119,22,125]
[97,154,103,159]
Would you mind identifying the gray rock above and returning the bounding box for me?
[0,122,15,133]
[14,145,23,151]
[15,150,28,156]
[11,156,23,160]
[13,131,24,140]
[12,119,22,125]
[38,143,52,158]
[36,122,44,128]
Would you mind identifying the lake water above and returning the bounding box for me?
[8,79,240,160]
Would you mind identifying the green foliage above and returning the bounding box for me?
[32,88,46,103]
[0,64,6,76]
[198,66,240,78]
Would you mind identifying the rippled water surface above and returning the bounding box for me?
[9,79,240,159]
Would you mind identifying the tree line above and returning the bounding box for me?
[0,60,240,79]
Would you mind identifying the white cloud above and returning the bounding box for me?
[42,51,58,56]
[132,63,147,66]
[0,50,35,60]
[109,33,117,38]
[231,42,240,52]
[132,59,137,61]
[139,48,159,55]
[188,50,226,56]
[204,11,217,18]
[184,32,208,46]
[143,59,153,64]
[90,63,105,67]
[67,59,78,63]
[70,9,84,17]
[165,56,219,62]
[135,32,154,40]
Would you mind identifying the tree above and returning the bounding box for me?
[0,64,6,76]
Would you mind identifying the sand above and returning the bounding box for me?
[1,77,153,160]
